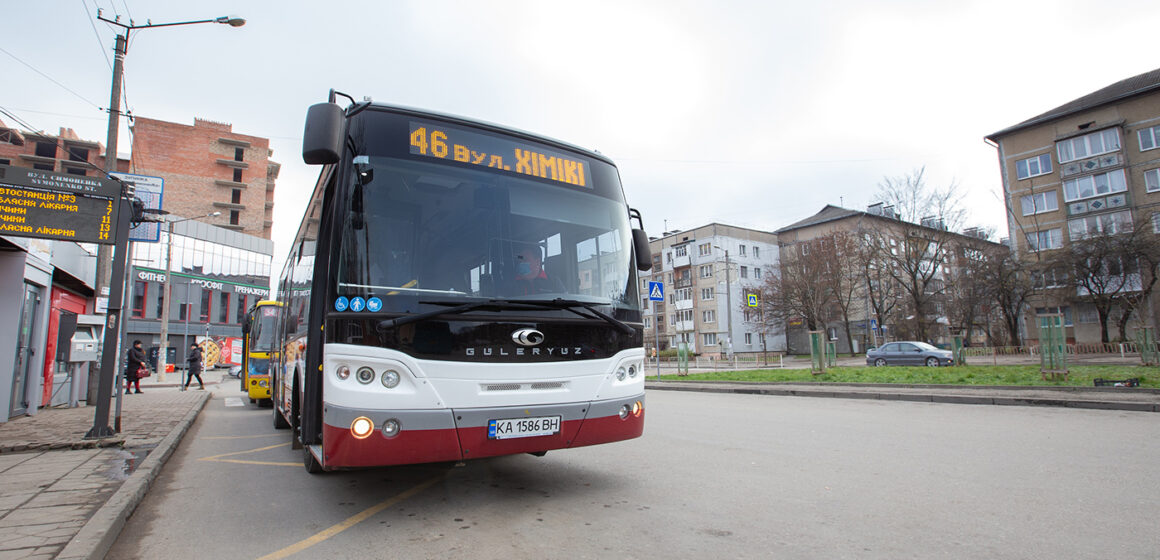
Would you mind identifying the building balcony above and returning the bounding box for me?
[217,137,251,148]
[672,253,691,269]
[215,179,246,189]
[216,159,249,169]
[674,299,693,311]
[674,320,695,332]
[212,202,246,210]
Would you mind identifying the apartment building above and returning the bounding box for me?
[986,67,1160,344]
[640,223,783,357]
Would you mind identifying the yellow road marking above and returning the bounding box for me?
[256,472,448,560]
[198,442,290,462]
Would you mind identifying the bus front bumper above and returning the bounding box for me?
[320,395,645,469]
[246,375,271,400]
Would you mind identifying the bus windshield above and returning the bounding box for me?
[252,306,279,353]
[335,154,639,316]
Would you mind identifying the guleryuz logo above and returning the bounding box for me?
[464,329,582,358]
[511,328,544,346]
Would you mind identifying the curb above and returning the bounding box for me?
[56,391,211,560]
[645,383,1160,413]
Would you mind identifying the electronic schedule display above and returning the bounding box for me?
[0,165,121,244]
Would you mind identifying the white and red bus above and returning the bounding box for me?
[274,91,653,472]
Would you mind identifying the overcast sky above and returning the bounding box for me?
[5,0,1160,270]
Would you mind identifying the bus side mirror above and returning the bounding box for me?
[632,229,652,272]
[302,102,344,165]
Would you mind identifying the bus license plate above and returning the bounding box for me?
[488,416,561,440]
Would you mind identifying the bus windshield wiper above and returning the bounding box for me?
[505,298,635,334]
[376,298,636,334]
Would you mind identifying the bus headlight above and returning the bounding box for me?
[381,418,401,438]
[628,364,637,378]
[350,416,374,439]
[619,404,631,419]
[356,367,375,384]
[258,380,269,388]
[336,365,351,380]
[381,369,401,388]
[616,367,627,381]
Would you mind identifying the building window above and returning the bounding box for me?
[674,245,687,257]
[754,268,762,280]
[200,290,212,322]
[738,244,747,257]
[1032,268,1068,289]
[65,167,86,176]
[701,287,714,300]
[739,266,748,278]
[232,189,242,204]
[230,210,240,225]
[156,286,165,318]
[1020,191,1059,215]
[33,163,53,171]
[1139,125,1160,151]
[0,159,9,165]
[218,292,230,323]
[233,168,243,182]
[1068,210,1132,240]
[1015,153,1053,180]
[702,333,717,346]
[1057,128,1120,163]
[744,332,752,345]
[1077,305,1099,324]
[35,141,56,158]
[753,246,760,258]
[702,310,715,323]
[1025,228,1063,251]
[699,265,713,278]
[67,146,88,162]
[234,147,244,161]
[132,281,147,318]
[1153,213,1160,234]
[698,242,711,256]
[1145,169,1160,192]
[1062,169,1126,202]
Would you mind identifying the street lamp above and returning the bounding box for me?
[713,244,734,361]
[86,10,244,439]
[157,212,220,381]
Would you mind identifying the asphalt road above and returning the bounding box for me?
[108,387,1160,559]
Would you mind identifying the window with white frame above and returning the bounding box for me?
[702,333,717,346]
[698,242,711,256]
[738,244,747,257]
[754,267,762,279]
[1020,190,1059,215]
[675,245,687,257]
[739,266,748,278]
[744,332,752,344]
[1153,213,1160,234]
[1031,268,1068,289]
[1035,306,1073,326]
[1139,125,1160,151]
[1145,169,1160,192]
[1067,210,1132,240]
[675,287,692,301]
[702,310,715,323]
[753,246,760,258]
[701,287,714,300]
[1062,169,1126,202]
[699,264,713,278]
[1016,153,1053,180]
[1025,228,1063,251]
[1056,128,1121,163]
[1077,304,1099,324]
[644,317,651,329]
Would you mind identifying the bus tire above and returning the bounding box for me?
[290,373,303,450]
[303,445,323,474]
[273,404,290,429]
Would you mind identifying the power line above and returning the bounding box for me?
[0,46,102,109]
[80,0,114,72]
[0,105,44,133]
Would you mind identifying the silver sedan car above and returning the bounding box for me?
[866,341,954,367]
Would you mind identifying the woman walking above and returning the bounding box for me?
[125,340,147,394]
[184,342,205,390]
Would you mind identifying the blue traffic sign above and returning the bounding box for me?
[747,294,758,307]
[648,281,664,302]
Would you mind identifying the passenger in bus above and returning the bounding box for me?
[511,245,563,295]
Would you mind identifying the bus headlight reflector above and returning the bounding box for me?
[619,404,631,419]
[350,416,374,439]
[381,418,401,438]
[336,365,351,380]
[628,365,637,378]
[381,369,401,388]
[356,367,375,384]
[616,367,627,381]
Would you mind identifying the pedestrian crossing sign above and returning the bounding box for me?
[648,281,664,301]
[747,294,759,307]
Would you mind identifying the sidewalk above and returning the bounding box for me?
[647,380,1160,412]
[0,369,228,560]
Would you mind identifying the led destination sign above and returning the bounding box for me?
[409,121,592,188]
[0,165,121,244]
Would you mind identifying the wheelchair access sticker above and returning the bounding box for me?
[335,297,349,312]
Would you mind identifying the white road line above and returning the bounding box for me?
[224,397,244,407]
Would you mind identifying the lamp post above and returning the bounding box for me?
[86,10,244,439]
[714,245,734,361]
[157,212,220,381]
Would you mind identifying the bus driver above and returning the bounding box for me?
[512,245,562,295]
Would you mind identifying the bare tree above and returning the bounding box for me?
[980,245,1036,346]
[759,241,833,334]
[815,231,863,354]
[944,243,992,343]
[1049,220,1146,343]
[870,167,966,342]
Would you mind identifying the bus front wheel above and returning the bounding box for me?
[303,445,323,474]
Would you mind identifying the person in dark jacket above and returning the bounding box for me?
[125,340,148,394]
[184,342,205,390]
